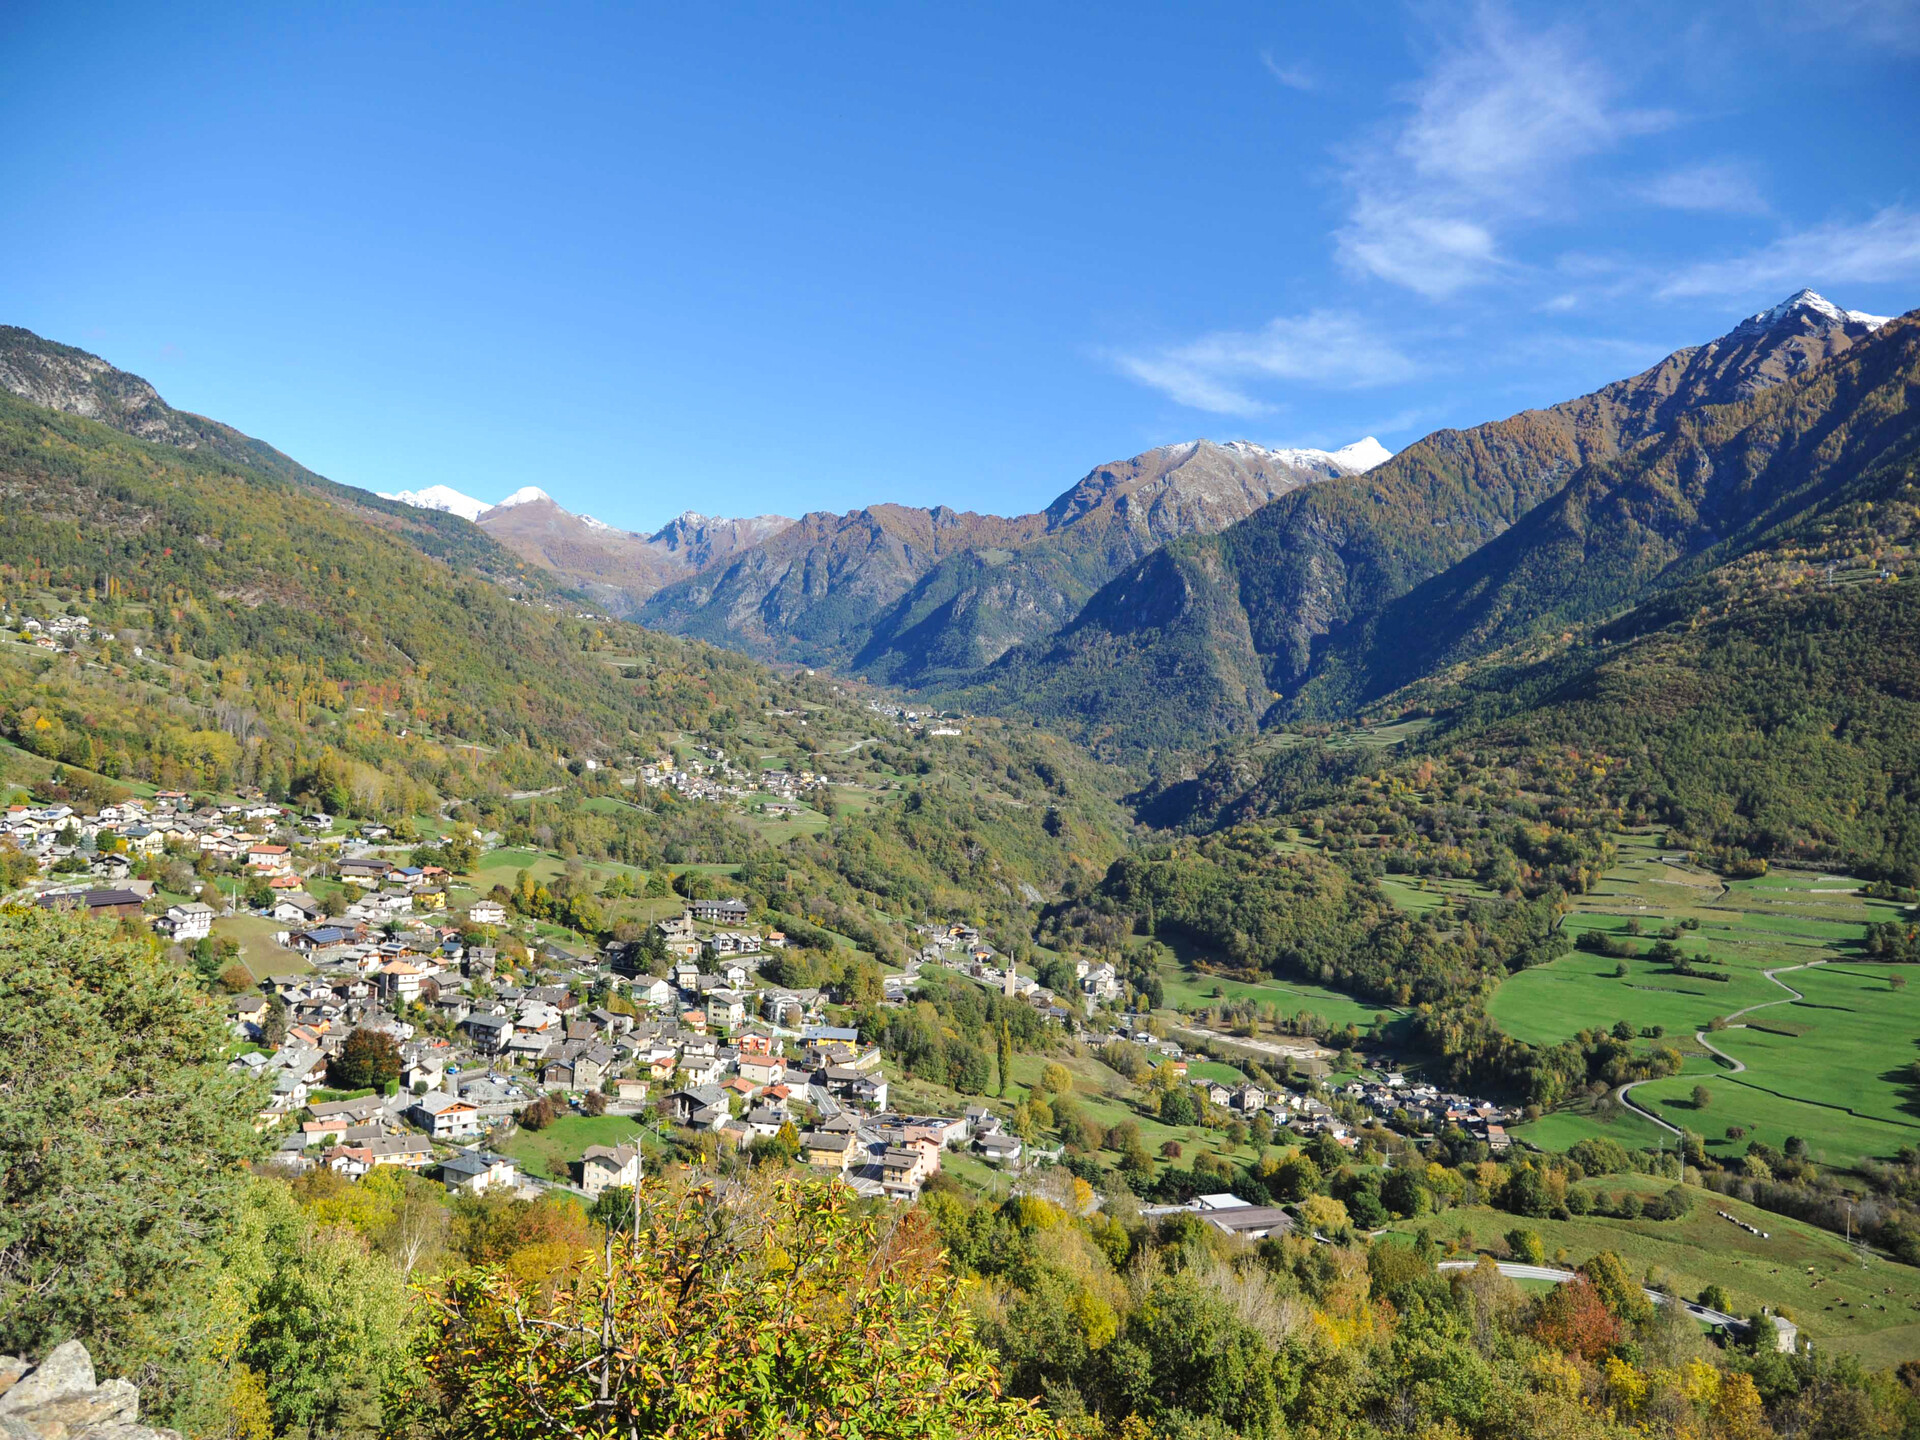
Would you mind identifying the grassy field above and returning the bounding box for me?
[1400,1176,1920,1368]
[473,847,567,888]
[1154,942,1401,1030]
[213,914,312,981]
[1490,834,1920,1168]
[1510,1098,1674,1153]
[744,809,830,844]
[1625,962,1920,1168]
[498,1113,649,1183]
[886,1044,1270,1187]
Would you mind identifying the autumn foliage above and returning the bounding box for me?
[408,1177,1058,1440]
[1528,1276,1622,1362]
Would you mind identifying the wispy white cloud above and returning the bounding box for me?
[1633,161,1769,215]
[1659,205,1920,297]
[1114,311,1417,417]
[1772,0,1920,54]
[1260,50,1315,90]
[1335,8,1673,297]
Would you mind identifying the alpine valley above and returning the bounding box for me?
[10,287,1920,1440]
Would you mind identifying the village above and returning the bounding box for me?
[4,786,1520,1211]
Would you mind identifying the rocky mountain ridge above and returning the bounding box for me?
[640,434,1388,677]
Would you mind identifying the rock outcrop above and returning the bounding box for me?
[0,1342,176,1440]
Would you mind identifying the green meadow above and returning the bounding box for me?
[1401,1176,1920,1369]
[1490,834,1919,1168]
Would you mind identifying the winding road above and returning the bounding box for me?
[1435,1261,1787,1342]
[1613,961,1826,1133]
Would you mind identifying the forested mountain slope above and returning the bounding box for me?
[0,344,1135,923]
[962,292,1888,759]
[0,384,784,798]
[0,326,532,579]
[1295,309,1920,712]
[1146,418,1920,881]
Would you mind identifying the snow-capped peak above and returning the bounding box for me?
[1219,436,1393,476]
[579,514,619,532]
[490,485,552,511]
[377,484,491,522]
[1735,288,1889,335]
[1325,437,1394,472]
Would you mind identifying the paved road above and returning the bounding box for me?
[1616,960,1826,1129]
[1617,1077,1684,1135]
[1436,1260,1749,1331]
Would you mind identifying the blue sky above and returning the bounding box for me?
[3,2,1918,531]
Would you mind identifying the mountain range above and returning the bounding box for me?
[2,288,1912,784]
[368,434,1394,687]
[955,289,1905,756]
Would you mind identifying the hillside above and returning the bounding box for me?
[962,292,1890,759]
[1294,308,1920,713]
[1144,410,1920,880]
[0,326,533,580]
[0,333,1137,933]
[641,437,1379,680]
[0,385,804,806]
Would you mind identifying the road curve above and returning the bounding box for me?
[1618,960,1828,1127]
[1435,1260,1749,1331]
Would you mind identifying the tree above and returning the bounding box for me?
[1270,1155,1322,1201]
[0,908,266,1365]
[331,1027,402,1093]
[1505,1228,1546,1264]
[1502,1164,1550,1218]
[521,1095,558,1131]
[1691,1084,1713,1110]
[239,1180,419,1437]
[1529,1277,1621,1362]
[589,1187,637,1233]
[582,1089,608,1117]
[996,1019,1014,1098]
[1158,1085,1197,1127]
[262,993,289,1047]
[1579,1250,1653,1327]
[412,1179,1055,1440]
[1297,1195,1350,1235]
[1039,1062,1073,1096]
[1381,1167,1429,1219]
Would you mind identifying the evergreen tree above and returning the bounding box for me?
[0,908,266,1364]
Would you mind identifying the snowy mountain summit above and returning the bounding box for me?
[379,483,558,520]
[1220,436,1393,476]
[489,486,552,511]
[1734,288,1890,336]
[376,484,491,521]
